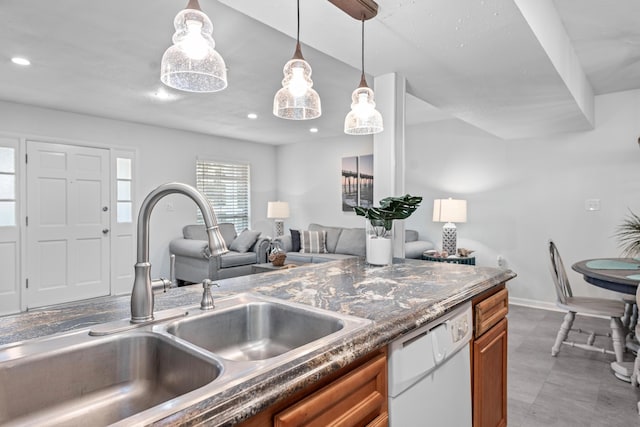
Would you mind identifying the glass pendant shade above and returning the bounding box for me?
[344,80,383,135]
[345,18,382,135]
[273,0,321,120]
[273,48,321,120]
[160,3,227,93]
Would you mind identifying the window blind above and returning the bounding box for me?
[196,160,250,231]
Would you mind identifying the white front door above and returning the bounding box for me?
[26,141,110,309]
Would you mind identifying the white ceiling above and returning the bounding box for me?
[1,0,638,145]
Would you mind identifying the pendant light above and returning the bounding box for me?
[273,0,321,120]
[160,0,228,93]
[344,18,383,135]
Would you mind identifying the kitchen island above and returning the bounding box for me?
[0,258,515,426]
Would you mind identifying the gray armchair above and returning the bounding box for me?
[169,223,270,284]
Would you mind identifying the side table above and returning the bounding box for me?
[422,254,476,265]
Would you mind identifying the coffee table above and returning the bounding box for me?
[252,262,306,274]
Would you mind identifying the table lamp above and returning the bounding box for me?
[267,201,290,237]
[433,198,467,256]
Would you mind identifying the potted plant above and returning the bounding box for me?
[615,209,640,257]
[355,194,423,265]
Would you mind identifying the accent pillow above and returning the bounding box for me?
[299,230,328,254]
[229,229,261,253]
[309,224,343,253]
[290,229,301,252]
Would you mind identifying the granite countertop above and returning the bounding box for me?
[0,258,516,426]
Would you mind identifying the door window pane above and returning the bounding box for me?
[117,181,131,201]
[0,201,15,226]
[116,156,133,223]
[0,175,15,199]
[0,148,15,173]
[117,158,132,180]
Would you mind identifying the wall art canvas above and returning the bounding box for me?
[342,156,358,212]
[341,154,374,212]
[358,154,374,209]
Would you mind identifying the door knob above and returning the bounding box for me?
[102,228,109,234]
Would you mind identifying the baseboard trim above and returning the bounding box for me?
[508,297,562,312]
[508,296,610,319]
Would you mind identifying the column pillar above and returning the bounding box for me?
[373,73,406,258]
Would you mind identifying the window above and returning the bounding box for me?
[0,147,16,227]
[116,157,133,223]
[196,160,250,231]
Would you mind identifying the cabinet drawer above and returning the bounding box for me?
[274,353,387,427]
[475,287,508,338]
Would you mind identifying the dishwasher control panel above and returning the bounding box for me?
[450,311,470,343]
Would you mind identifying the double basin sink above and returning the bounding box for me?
[0,293,371,426]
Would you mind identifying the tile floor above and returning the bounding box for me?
[508,304,640,427]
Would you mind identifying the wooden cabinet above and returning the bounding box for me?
[472,284,508,427]
[239,349,387,427]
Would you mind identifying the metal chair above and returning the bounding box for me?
[548,240,626,362]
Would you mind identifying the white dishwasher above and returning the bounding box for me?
[388,301,473,426]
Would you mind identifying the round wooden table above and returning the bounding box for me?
[572,258,640,381]
[571,258,640,295]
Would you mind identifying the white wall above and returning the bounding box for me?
[0,100,277,286]
[406,89,640,306]
[3,88,638,309]
[273,89,639,307]
[275,135,373,231]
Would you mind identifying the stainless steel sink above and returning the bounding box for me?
[0,332,222,426]
[165,294,365,361]
[0,293,371,426]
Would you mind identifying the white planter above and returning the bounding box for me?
[366,236,393,266]
[365,220,393,266]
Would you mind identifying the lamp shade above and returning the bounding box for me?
[344,85,383,135]
[344,19,383,135]
[433,199,467,223]
[273,51,321,120]
[267,201,290,219]
[160,1,228,93]
[273,0,321,120]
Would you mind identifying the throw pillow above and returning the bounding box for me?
[229,229,261,253]
[290,229,301,252]
[309,223,343,253]
[299,230,328,254]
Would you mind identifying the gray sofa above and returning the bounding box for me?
[274,223,434,264]
[169,223,271,283]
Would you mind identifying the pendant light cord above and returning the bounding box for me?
[297,0,301,43]
[361,18,365,75]
[292,0,304,59]
[359,17,368,87]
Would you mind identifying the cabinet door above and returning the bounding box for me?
[274,353,387,427]
[473,317,507,427]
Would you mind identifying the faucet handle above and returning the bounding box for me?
[200,279,219,310]
[169,254,177,288]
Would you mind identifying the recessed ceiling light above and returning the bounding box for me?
[11,57,31,66]
[247,113,258,120]
[150,87,177,101]
[309,127,319,133]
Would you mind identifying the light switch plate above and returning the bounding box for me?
[585,199,600,211]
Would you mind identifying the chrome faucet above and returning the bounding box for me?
[130,182,228,323]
